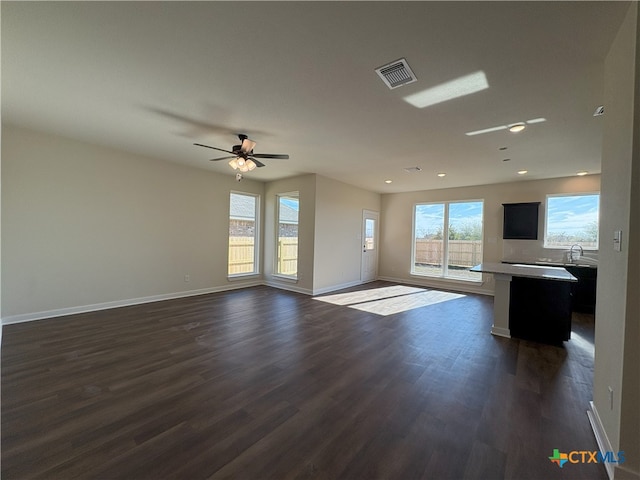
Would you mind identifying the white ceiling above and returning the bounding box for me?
[1,1,630,193]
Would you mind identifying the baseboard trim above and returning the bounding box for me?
[2,276,490,326]
[312,280,364,296]
[587,401,615,480]
[490,326,511,338]
[263,280,313,296]
[1,281,262,325]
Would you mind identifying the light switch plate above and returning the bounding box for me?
[613,230,622,252]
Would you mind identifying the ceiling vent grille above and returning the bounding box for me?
[404,166,422,173]
[376,58,417,89]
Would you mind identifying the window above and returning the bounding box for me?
[228,192,259,276]
[276,192,299,277]
[545,193,599,249]
[364,218,375,250]
[412,200,483,281]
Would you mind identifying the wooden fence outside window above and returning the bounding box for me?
[229,238,481,275]
[229,237,298,275]
[414,239,483,268]
[228,237,255,274]
[277,238,298,275]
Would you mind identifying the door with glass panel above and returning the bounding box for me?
[361,210,379,282]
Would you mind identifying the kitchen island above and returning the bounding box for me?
[470,262,578,344]
[503,260,598,313]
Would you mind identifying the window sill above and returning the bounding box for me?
[271,274,298,283]
[410,273,483,285]
[228,273,261,281]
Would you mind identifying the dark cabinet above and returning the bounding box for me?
[565,266,597,313]
[509,276,572,344]
[502,202,540,240]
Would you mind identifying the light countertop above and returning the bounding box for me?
[502,259,598,269]
[470,262,578,282]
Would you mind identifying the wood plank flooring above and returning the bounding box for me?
[2,281,606,479]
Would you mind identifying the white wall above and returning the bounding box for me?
[595,3,640,478]
[379,175,601,295]
[1,125,264,322]
[1,129,379,318]
[313,175,380,294]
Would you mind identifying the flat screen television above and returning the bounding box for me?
[503,202,540,240]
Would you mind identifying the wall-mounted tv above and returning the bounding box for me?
[503,202,540,240]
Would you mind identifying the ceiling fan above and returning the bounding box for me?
[194,134,289,173]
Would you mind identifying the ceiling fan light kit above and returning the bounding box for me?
[194,134,289,176]
[229,157,257,172]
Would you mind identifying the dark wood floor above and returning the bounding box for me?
[2,281,606,479]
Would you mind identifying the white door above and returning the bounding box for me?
[361,210,379,282]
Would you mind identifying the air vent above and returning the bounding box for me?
[375,58,417,89]
[404,166,422,173]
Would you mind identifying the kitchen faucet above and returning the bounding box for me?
[570,244,583,262]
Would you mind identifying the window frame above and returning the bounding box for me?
[543,192,600,250]
[411,199,484,282]
[275,191,299,279]
[228,191,260,278]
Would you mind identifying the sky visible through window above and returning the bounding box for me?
[280,198,299,211]
[415,202,483,238]
[546,194,599,237]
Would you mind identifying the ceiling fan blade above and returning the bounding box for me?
[252,153,290,159]
[250,158,266,168]
[194,143,234,154]
[241,138,257,154]
[210,156,236,162]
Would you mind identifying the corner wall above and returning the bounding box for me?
[313,175,381,294]
[1,125,265,322]
[594,2,640,478]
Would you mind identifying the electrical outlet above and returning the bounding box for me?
[184,274,190,282]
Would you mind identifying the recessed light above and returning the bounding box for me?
[437,172,446,177]
[499,146,508,151]
[384,179,393,184]
[593,106,605,116]
[517,170,528,175]
[509,123,526,133]
[576,171,588,176]
[503,158,511,162]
